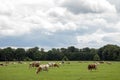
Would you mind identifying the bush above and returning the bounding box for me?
[23,57,32,61]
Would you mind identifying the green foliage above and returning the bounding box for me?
[2,47,15,61]
[98,44,120,61]
[23,57,32,61]
[62,56,69,61]
[93,54,100,61]
[116,55,120,61]
[26,47,40,60]
[0,44,120,61]
[15,48,26,61]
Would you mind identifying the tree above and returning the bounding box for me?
[46,48,63,60]
[62,56,69,61]
[67,46,76,52]
[0,44,120,61]
[117,55,120,61]
[98,44,120,61]
[93,54,100,61]
[0,48,4,61]
[15,48,26,61]
[89,48,98,60]
[26,47,40,60]
[3,47,15,61]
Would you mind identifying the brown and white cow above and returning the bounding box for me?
[88,64,97,70]
[0,63,4,66]
[29,61,40,68]
[48,62,59,68]
[36,64,49,74]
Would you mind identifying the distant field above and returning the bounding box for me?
[0,61,120,80]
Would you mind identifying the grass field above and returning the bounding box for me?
[0,61,120,80]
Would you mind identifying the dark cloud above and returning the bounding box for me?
[0,30,77,48]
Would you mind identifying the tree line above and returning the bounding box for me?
[0,44,120,61]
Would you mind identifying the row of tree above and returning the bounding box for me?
[0,44,120,61]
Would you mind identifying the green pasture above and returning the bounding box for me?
[0,61,120,80]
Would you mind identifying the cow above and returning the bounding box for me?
[29,61,40,68]
[36,67,42,74]
[18,61,22,64]
[53,63,59,68]
[88,64,97,71]
[106,62,111,65]
[99,61,104,64]
[48,62,59,68]
[48,62,55,67]
[0,63,7,66]
[0,63,4,66]
[36,64,49,74]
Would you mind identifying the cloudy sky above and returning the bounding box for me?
[0,0,120,50]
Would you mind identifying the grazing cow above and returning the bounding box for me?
[88,64,97,70]
[36,64,49,74]
[53,63,59,68]
[48,62,55,67]
[29,61,40,68]
[106,62,111,65]
[36,67,42,74]
[48,62,59,68]
[0,63,3,66]
[99,61,104,64]
[94,62,100,65]
[0,63,7,66]
[18,61,22,64]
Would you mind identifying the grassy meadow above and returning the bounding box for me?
[0,61,120,80]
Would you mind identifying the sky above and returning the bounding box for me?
[0,0,120,50]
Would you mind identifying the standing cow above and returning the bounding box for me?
[88,64,97,70]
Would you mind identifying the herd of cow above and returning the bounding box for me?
[0,61,112,74]
[29,61,60,74]
[28,61,112,74]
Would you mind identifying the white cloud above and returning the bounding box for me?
[0,1,14,16]
[76,28,120,48]
[0,0,120,48]
[62,0,116,14]
[0,0,55,36]
[108,0,120,12]
[76,29,105,47]
[103,33,120,43]
[0,0,77,37]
